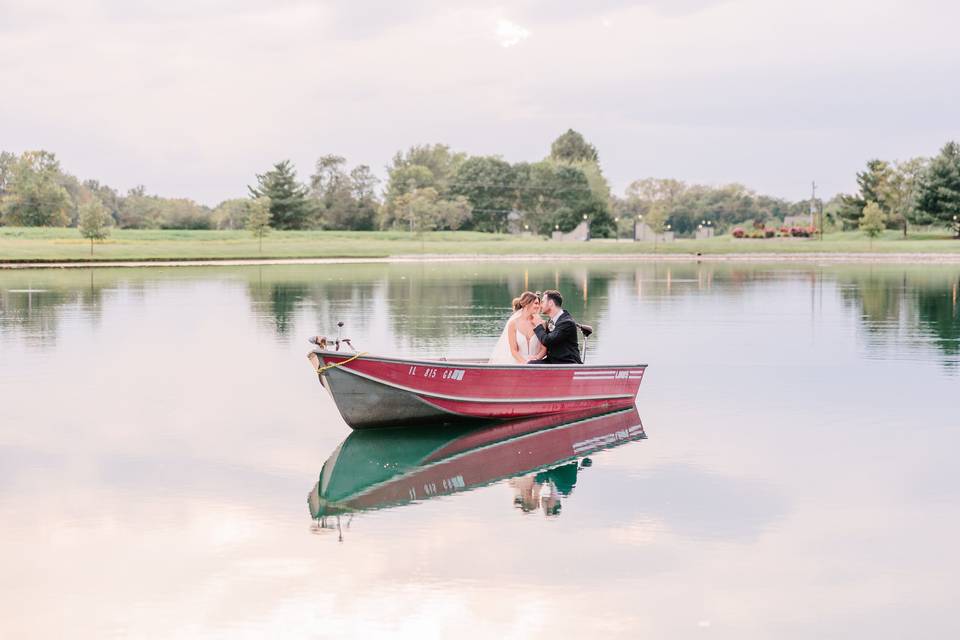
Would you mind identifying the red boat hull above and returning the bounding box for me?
[309,350,647,429]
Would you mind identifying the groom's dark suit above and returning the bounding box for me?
[531,310,582,364]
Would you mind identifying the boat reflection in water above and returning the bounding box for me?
[308,406,645,536]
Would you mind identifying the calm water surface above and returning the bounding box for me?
[1,261,958,638]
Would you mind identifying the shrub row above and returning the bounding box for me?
[732,226,818,238]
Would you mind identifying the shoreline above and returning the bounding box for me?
[4,252,960,269]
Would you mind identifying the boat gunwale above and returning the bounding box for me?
[311,349,648,370]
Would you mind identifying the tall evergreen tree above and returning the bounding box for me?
[248,160,313,230]
[838,159,893,228]
[917,142,960,235]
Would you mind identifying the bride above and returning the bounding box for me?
[489,291,548,364]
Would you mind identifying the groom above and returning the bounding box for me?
[529,290,583,364]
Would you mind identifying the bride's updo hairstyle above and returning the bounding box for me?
[512,291,539,311]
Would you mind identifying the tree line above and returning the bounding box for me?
[3,133,959,238]
[246,130,617,236]
[835,142,960,236]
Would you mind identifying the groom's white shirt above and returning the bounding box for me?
[549,308,563,326]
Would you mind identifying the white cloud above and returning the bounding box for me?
[495,18,531,47]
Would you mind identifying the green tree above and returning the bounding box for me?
[549,129,599,163]
[310,154,354,229]
[548,130,612,236]
[917,141,960,236]
[116,190,210,229]
[0,150,71,226]
[348,165,380,230]
[839,159,894,229]
[882,158,928,237]
[392,187,471,232]
[249,160,313,230]
[308,155,380,230]
[78,198,112,255]
[212,198,252,230]
[620,177,807,235]
[82,180,121,224]
[57,172,87,226]
[384,144,465,208]
[161,198,212,229]
[245,196,272,252]
[381,146,469,230]
[118,191,164,228]
[645,201,669,250]
[513,162,608,235]
[860,200,886,247]
[449,156,516,232]
[0,151,15,198]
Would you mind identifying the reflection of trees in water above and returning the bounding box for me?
[239,262,842,348]
[916,283,960,358]
[0,270,108,347]
[838,271,906,334]
[838,268,960,366]
[247,278,310,337]
[245,267,384,340]
[384,265,615,351]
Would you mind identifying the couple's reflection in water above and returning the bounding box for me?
[508,459,583,517]
[308,406,645,538]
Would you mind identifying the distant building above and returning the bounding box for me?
[784,214,814,227]
[552,220,590,242]
[634,222,674,243]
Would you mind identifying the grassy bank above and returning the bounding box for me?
[1,227,959,263]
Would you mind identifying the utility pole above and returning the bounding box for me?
[810,181,817,226]
[811,180,824,240]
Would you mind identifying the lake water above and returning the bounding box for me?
[1,261,958,638]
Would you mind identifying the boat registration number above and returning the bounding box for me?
[407,366,466,382]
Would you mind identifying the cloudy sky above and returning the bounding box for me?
[2,0,958,205]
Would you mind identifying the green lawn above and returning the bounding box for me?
[1,227,959,262]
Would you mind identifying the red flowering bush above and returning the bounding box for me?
[732,227,745,238]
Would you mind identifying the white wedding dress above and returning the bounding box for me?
[489,312,542,364]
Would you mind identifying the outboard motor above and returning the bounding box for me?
[576,323,593,363]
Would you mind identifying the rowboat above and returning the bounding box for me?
[306,346,647,430]
[308,406,645,526]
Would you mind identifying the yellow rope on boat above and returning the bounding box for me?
[316,352,368,375]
